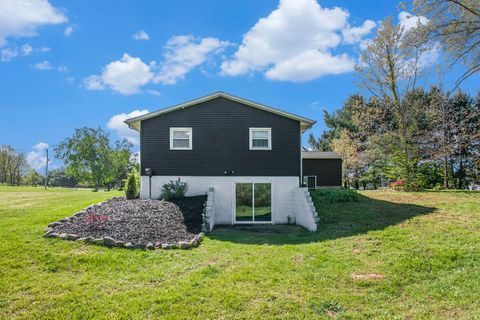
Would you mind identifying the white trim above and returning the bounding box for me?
[233,181,273,224]
[169,127,192,150]
[249,128,272,150]
[124,92,316,132]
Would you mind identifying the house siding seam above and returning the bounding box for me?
[140,96,301,177]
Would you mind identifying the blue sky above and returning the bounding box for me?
[0,0,478,171]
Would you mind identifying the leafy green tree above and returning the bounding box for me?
[54,127,133,191]
[23,169,43,187]
[48,168,78,188]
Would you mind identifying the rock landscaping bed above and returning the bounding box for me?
[44,196,207,250]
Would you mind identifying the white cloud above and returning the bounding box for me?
[27,142,49,171]
[107,109,149,144]
[83,75,104,90]
[154,35,230,85]
[57,65,68,72]
[1,47,18,61]
[33,60,53,70]
[221,0,371,82]
[22,43,33,55]
[38,46,50,52]
[133,30,149,41]
[84,53,154,94]
[398,11,428,33]
[342,20,376,44]
[147,89,161,96]
[64,25,73,37]
[265,50,355,82]
[0,0,67,46]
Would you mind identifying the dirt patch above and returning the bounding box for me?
[49,196,206,246]
[350,273,384,281]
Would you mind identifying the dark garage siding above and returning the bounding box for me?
[302,159,342,187]
[140,96,301,177]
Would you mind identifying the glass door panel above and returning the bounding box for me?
[235,183,253,221]
[253,183,271,221]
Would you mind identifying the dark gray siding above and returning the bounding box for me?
[302,159,342,186]
[141,97,301,177]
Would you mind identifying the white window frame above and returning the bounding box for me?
[249,128,272,150]
[169,127,192,150]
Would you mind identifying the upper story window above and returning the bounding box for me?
[170,127,192,150]
[249,128,271,150]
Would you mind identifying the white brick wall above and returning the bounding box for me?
[293,188,318,231]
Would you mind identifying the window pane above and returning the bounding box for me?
[236,183,253,221]
[252,130,268,139]
[173,130,190,139]
[173,139,190,148]
[252,139,269,148]
[254,183,271,221]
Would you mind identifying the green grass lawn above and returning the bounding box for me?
[1,186,480,319]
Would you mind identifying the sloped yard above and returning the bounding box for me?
[1,186,480,319]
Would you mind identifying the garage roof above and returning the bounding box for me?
[302,151,342,159]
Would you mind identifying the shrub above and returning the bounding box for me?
[310,188,359,203]
[388,179,423,191]
[124,169,139,199]
[160,178,187,200]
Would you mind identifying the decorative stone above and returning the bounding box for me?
[58,233,68,239]
[190,239,199,247]
[124,242,133,249]
[44,227,53,233]
[133,243,146,250]
[178,241,191,249]
[197,233,205,242]
[115,241,125,247]
[76,237,86,242]
[48,222,61,228]
[92,238,103,245]
[161,243,171,250]
[46,232,59,238]
[44,229,55,237]
[66,234,80,241]
[103,236,115,247]
[84,236,94,242]
[146,243,155,250]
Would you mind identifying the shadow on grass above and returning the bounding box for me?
[209,193,435,245]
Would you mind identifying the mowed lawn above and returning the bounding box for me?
[1,187,480,319]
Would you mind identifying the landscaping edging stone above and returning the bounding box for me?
[44,197,206,250]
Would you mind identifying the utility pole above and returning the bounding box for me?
[44,149,49,190]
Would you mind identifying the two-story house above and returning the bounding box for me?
[125,92,342,230]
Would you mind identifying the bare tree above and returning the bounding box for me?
[355,17,424,183]
[411,0,480,87]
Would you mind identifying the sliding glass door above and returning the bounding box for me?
[235,183,271,223]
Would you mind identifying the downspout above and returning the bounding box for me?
[299,126,303,187]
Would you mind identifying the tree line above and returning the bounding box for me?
[309,88,480,189]
[1,127,136,191]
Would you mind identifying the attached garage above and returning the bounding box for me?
[302,151,342,189]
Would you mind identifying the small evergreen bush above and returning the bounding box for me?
[124,169,139,199]
[160,178,187,200]
[310,188,359,203]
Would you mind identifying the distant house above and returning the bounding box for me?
[125,92,342,230]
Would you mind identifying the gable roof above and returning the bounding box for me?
[124,91,316,132]
[302,151,342,159]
